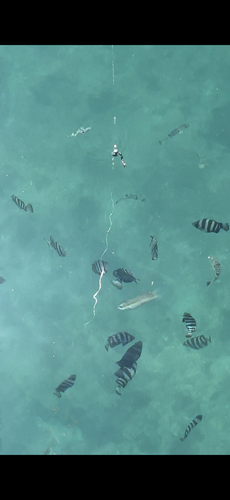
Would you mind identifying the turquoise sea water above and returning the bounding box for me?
[1,45,230,454]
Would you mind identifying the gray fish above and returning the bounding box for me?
[53,374,76,398]
[150,235,158,260]
[159,123,189,145]
[207,256,221,286]
[180,415,202,441]
[111,278,123,290]
[183,335,211,350]
[0,277,6,284]
[192,219,229,233]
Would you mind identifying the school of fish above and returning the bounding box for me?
[8,112,230,453]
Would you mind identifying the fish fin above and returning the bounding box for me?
[207,281,212,286]
[53,390,61,398]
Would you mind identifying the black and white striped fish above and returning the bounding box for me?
[53,374,76,398]
[11,194,33,213]
[192,218,229,233]
[44,235,66,257]
[207,256,221,286]
[150,235,158,260]
[116,341,142,369]
[113,268,139,283]
[92,260,109,275]
[114,362,137,395]
[183,335,211,350]
[182,312,196,338]
[180,414,203,442]
[105,332,135,351]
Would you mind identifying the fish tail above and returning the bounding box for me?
[207,280,212,286]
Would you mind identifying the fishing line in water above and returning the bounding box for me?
[84,193,115,327]
[84,46,119,327]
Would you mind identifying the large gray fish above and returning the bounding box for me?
[183,335,211,350]
[207,256,221,286]
[192,218,229,233]
[114,362,137,395]
[150,235,158,260]
[105,332,135,351]
[118,291,158,310]
[180,415,202,442]
[159,123,189,145]
[53,374,76,398]
[11,194,33,213]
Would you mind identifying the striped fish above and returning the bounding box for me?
[192,218,229,233]
[182,312,196,338]
[207,256,221,286]
[53,374,76,398]
[113,268,139,283]
[11,194,33,213]
[45,235,66,257]
[105,332,135,351]
[116,341,142,369]
[92,260,109,275]
[150,235,158,260]
[183,335,211,350]
[115,362,137,395]
[180,414,202,441]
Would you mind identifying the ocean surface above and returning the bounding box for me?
[1,45,230,454]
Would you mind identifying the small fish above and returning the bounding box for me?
[53,374,76,398]
[192,219,229,233]
[0,277,6,284]
[113,268,139,284]
[150,235,158,260]
[180,414,202,442]
[116,194,146,204]
[11,195,33,213]
[114,362,137,395]
[44,235,66,257]
[111,278,123,290]
[116,341,142,369]
[105,332,135,351]
[159,123,189,145]
[92,260,108,275]
[207,256,221,286]
[118,291,158,310]
[183,335,211,350]
[69,127,91,137]
[182,312,196,338]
